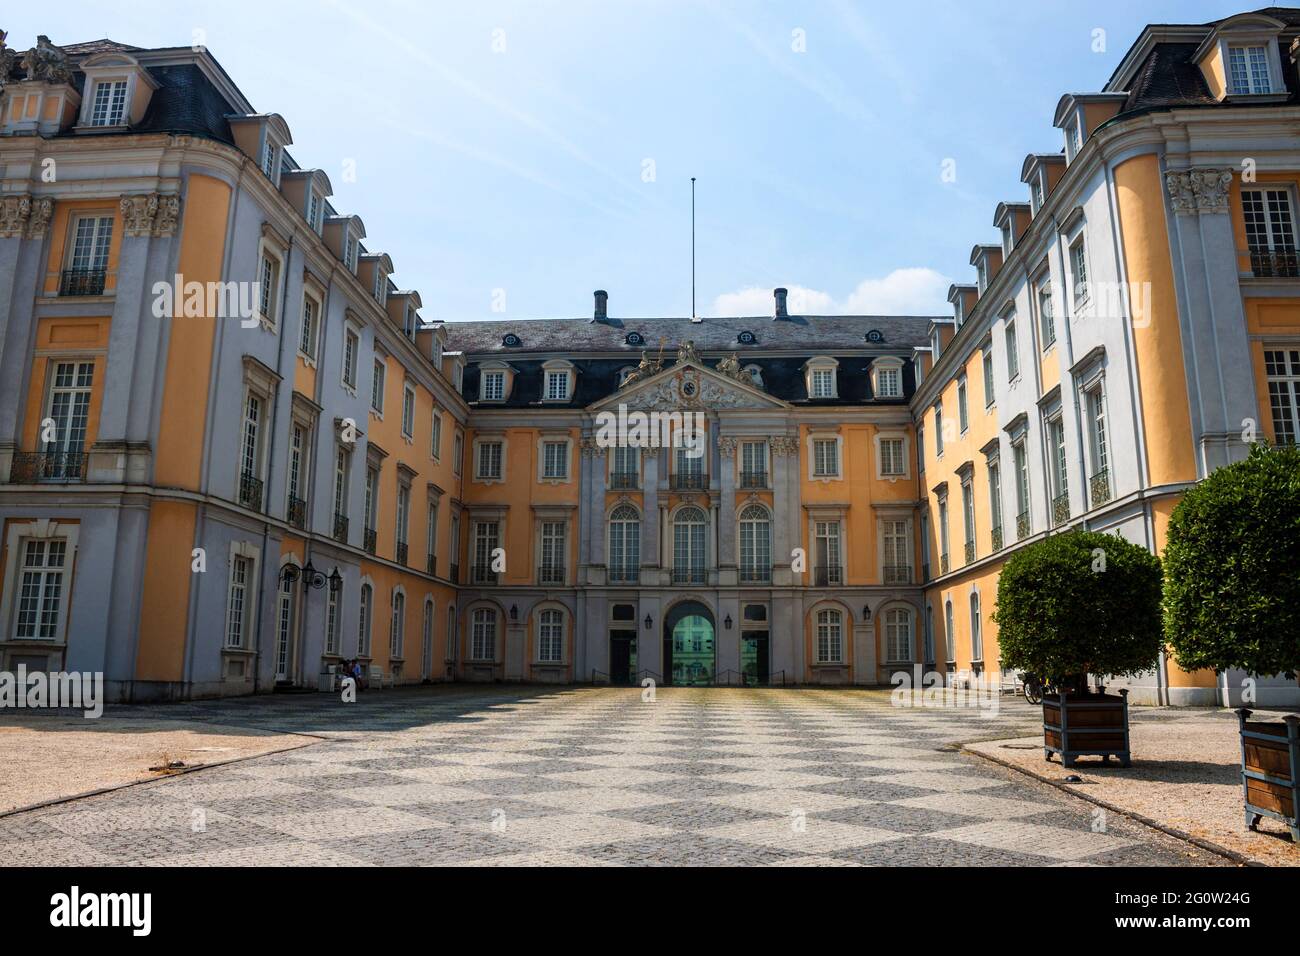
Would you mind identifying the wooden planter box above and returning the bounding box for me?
[1042,690,1131,767]
[1236,709,1300,842]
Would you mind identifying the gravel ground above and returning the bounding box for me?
[966,707,1300,867]
[0,714,314,814]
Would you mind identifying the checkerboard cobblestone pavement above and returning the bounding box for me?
[0,687,1225,866]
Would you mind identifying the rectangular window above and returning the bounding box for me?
[258,253,278,325]
[44,361,94,471]
[1049,417,1069,500]
[1242,189,1297,278]
[397,483,411,548]
[934,405,944,457]
[1068,118,1082,155]
[288,423,305,505]
[540,521,566,581]
[14,539,67,640]
[815,610,842,664]
[957,377,969,433]
[364,466,378,530]
[886,609,912,662]
[476,441,502,480]
[880,438,905,476]
[876,367,901,398]
[262,140,278,179]
[1086,385,1109,476]
[68,215,114,274]
[89,80,128,126]
[333,446,350,521]
[982,349,995,406]
[401,385,416,438]
[1264,349,1300,445]
[325,587,340,656]
[431,408,443,459]
[307,192,321,234]
[814,521,842,584]
[538,610,564,663]
[962,479,976,558]
[542,440,568,479]
[1039,285,1056,348]
[371,359,386,413]
[1013,440,1030,529]
[812,438,839,477]
[474,522,500,580]
[453,432,464,476]
[1070,238,1089,305]
[988,461,1003,539]
[741,441,767,482]
[1005,321,1020,381]
[241,392,262,481]
[937,498,950,562]
[481,370,505,401]
[299,296,318,358]
[471,609,496,661]
[883,519,909,576]
[1228,44,1272,94]
[226,554,250,649]
[342,328,359,389]
[810,368,836,398]
[427,501,439,562]
[544,370,570,401]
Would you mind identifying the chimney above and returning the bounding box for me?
[773,287,789,320]
[593,289,608,322]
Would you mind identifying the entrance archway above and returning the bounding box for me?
[664,601,715,686]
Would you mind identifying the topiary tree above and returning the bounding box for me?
[993,530,1164,692]
[1164,442,1300,680]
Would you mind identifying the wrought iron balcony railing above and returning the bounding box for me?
[939,552,949,575]
[363,527,377,555]
[396,542,408,566]
[964,540,976,565]
[883,564,911,585]
[8,452,87,482]
[59,268,107,296]
[813,565,843,587]
[672,567,707,585]
[1016,510,1031,541]
[739,565,772,584]
[739,470,767,489]
[609,471,638,490]
[670,472,705,491]
[608,563,639,584]
[1051,492,1071,527]
[239,471,263,511]
[1089,468,1112,508]
[287,495,306,529]
[333,512,348,544]
[990,525,1004,552]
[537,564,565,585]
[471,564,498,585]
[1250,249,1300,278]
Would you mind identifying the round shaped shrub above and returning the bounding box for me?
[993,530,1163,690]
[1164,443,1300,679]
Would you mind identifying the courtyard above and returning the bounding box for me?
[0,686,1225,867]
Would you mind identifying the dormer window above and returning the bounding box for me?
[806,357,838,399]
[954,298,965,330]
[976,260,988,294]
[307,192,322,234]
[403,306,417,340]
[1032,176,1045,211]
[481,369,506,401]
[1001,224,1012,257]
[872,358,904,399]
[89,80,128,127]
[343,235,355,273]
[261,140,279,180]
[542,360,575,402]
[1066,117,1082,157]
[1228,45,1272,93]
[76,53,158,133]
[373,269,385,304]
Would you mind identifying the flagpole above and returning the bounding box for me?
[691,177,696,321]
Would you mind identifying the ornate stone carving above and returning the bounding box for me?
[1165,168,1234,215]
[20,35,71,85]
[619,349,662,388]
[0,31,19,92]
[770,436,800,457]
[622,369,769,412]
[579,436,600,457]
[153,195,180,237]
[120,194,160,237]
[715,352,749,384]
[718,436,738,458]
[0,195,31,239]
[676,339,702,365]
[26,197,53,239]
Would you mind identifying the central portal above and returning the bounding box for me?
[664,602,715,686]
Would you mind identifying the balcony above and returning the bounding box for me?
[608,563,639,584]
[1016,510,1031,541]
[8,452,87,483]
[537,564,565,585]
[964,540,976,565]
[396,542,408,566]
[813,565,843,587]
[739,470,767,489]
[609,471,638,490]
[239,471,263,511]
[672,567,707,585]
[59,268,107,296]
[363,527,377,555]
[670,472,705,491]
[939,552,949,575]
[426,553,436,576]
[471,564,498,585]
[332,512,348,544]
[739,565,772,584]
[287,495,306,530]
[990,525,1004,552]
[1089,468,1112,508]
[1051,492,1071,527]
[883,564,911,585]
[1250,249,1299,278]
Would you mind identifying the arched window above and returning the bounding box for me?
[538,608,564,663]
[815,608,843,664]
[885,607,913,662]
[739,504,771,583]
[970,593,983,662]
[608,505,640,583]
[673,507,707,584]
[358,583,372,657]
[390,590,405,659]
[422,599,434,679]
[944,599,955,664]
[471,607,497,661]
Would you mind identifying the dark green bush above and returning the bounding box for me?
[1164,443,1300,679]
[993,530,1163,689]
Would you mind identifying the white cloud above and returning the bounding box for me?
[712,268,951,317]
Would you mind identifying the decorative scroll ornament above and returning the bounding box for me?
[676,339,703,365]
[120,194,160,237]
[0,195,32,239]
[1165,168,1234,215]
[579,436,600,457]
[27,197,53,239]
[153,195,180,237]
[718,437,738,459]
[20,35,71,84]
[770,436,800,457]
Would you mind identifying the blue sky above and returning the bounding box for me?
[14,1,1244,320]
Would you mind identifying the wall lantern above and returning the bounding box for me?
[510,604,519,622]
[724,614,733,630]
[644,614,653,630]
[862,604,871,622]
[329,567,343,592]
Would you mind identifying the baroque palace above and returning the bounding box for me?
[1,10,1299,705]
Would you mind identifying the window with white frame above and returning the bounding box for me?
[1067,117,1082,156]
[88,79,128,126]
[957,376,969,433]
[1048,414,1069,504]
[611,445,639,485]
[342,327,359,390]
[741,441,767,485]
[608,505,641,582]
[390,590,405,658]
[13,539,68,641]
[431,407,443,459]
[885,608,913,662]
[538,609,564,663]
[480,369,506,402]
[962,477,976,559]
[543,368,571,401]
[225,551,256,649]
[299,294,319,359]
[257,249,280,327]
[810,366,836,399]
[453,431,464,476]
[937,496,950,563]
[261,139,279,180]
[357,583,372,657]
[539,521,566,582]
[471,607,497,661]
[1084,381,1110,487]
[307,192,322,234]
[371,358,386,413]
[426,500,439,564]
[812,438,840,478]
[673,507,707,580]
[879,437,905,477]
[815,608,843,664]
[674,444,704,482]
[982,348,995,406]
[970,593,984,661]
[333,445,350,523]
[924,605,935,663]
[1031,175,1045,211]
[401,384,416,439]
[1264,348,1300,444]
[43,361,94,473]
[1005,320,1020,381]
[67,214,114,275]
[542,440,568,480]
[1228,44,1273,94]
[1013,438,1031,530]
[814,520,842,584]
[1069,236,1089,305]
[988,459,1003,541]
[739,504,771,582]
[944,600,956,663]
[873,361,902,399]
[446,605,458,662]
[364,466,379,531]
[1242,189,1297,266]
[288,422,308,512]
[325,586,340,656]
[476,440,503,480]
[473,522,499,580]
[1038,284,1056,348]
[396,482,411,554]
[240,390,264,487]
[934,404,945,456]
[883,519,910,579]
